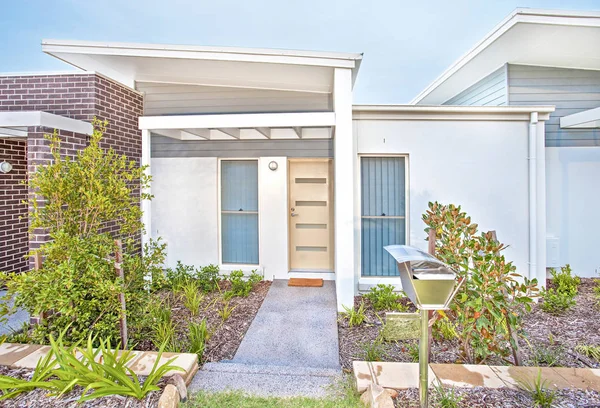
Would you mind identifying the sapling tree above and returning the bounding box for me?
[4,119,164,344]
[423,202,539,364]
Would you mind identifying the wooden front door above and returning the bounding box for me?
[288,159,334,271]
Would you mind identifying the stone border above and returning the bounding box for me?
[353,361,600,393]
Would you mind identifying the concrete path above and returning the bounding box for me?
[0,291,29,336]
[190,280,342,397]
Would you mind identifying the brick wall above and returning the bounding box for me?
[0,73,144,271]
[0,138,28,273]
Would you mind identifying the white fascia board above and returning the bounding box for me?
[560,107,600,129]
[0,127,28,138]
[42,40,362,70]
[353,104,555,114]
[0,111,93,135]
[410,8,600,104]
[139,112,336,130]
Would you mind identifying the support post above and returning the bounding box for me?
[115,239,128,347]
[427,229,435,359]
[141,129,152,250]
[30,253,44,326]
[419,308,429,408]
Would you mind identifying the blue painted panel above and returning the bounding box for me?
[221,213,259,264]
[221,161,258,211]
[361,218,406,277]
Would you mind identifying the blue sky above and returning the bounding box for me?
[1,0,598,103]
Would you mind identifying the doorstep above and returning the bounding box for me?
[353,361,600,391]
[0,343,199,385]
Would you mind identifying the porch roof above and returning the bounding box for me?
[0,111,93,138]
[560,107,600,129]
[42,40,363,94]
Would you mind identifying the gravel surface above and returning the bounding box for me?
[338,278,600,370]
[136,280,271,363]
[394,387,600,408]
[0,366,164,407]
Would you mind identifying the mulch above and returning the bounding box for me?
[136,280,272,363]
[338,278,600,371]
[393,387,600,407]
[0,366,165,408]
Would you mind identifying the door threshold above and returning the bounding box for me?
[289,268,334,274]
[288,271,335,281]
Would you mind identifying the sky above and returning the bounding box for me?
[0,0,598,103]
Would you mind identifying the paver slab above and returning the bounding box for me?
[11,346,51,369]
[489,366,571,390]
[353,361,436,392]
[0,343,42,367]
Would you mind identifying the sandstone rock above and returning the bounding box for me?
[360,383,395,408]
[170,374,188,402]
[385,388,399,398]
[158,384,180,408]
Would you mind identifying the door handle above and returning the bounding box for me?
[291,213,298,217]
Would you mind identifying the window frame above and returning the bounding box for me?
[358,154,410,277]
[218,158,260,266]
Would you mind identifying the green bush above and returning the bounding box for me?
[166,261,196,291]
[340,302,366,328]
[225,270,263,298]
[2,120,159,346]
[540,288,576,315]
[188,320,211,360]
[550,264,580,296]
[197,264,221,292]
[364,284,406,311]
[423,202,538,364]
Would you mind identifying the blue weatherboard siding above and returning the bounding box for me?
[221,160,259,264]
[361,157,406,277]
[444,66,507,106]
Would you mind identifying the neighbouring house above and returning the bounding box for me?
[0,8,596,311]
[411,8,600,278]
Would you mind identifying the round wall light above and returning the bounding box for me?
[268,161,278,171]
[0,161,12,174]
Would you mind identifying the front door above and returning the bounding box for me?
[288,159,334,272]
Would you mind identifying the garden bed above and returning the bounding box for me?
[0,366,165,408]
[338,278,600,371]
[136,279,271,362]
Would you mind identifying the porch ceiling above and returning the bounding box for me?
[0,111,94,138]
[139,112,336,141]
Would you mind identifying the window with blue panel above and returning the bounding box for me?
[221,160,259,264]
[361,157,406,276]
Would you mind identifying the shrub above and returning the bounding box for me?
[432,312,458,341]
[423,202,538,364]
[517,369,557,408]
[528,342,564,367]
[550,264,580,296]
[197,264,220,292]
[218,301,237,322]
[182,281,204,316]
[364,284,406,311]
[152,320,180,352]
[188,320,211,360]
[433,383,462,408]
[360,338,387,361]
[407,343,419,363]
[340,302,366,328]
[166,261,196,291]
[226,270,258,298]
[540,288,576,315]
[3,120,159,346]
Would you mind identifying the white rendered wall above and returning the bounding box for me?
[355,120,532,280]
[151,157,219,269]
[546,147,600,277]
[258,157,289,280]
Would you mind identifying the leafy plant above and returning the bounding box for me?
[407,342,419,363]
[423,202,539,364]
[248,270,263,285]
[197,264,221,292]
[2,120,160,345]
[188,320,211,360]
[152,320,180,352]
[149,298,172,324]
[575,344,600,363]
[182,281,204,316]
[433,382,462,408]
[433,312,458,341]
[218,301,237,322]
[227,270,254,298]
[550,264,580,296]
[360,337,387,361]
[5,322,33,344]
[540,288,576,315]
[340,303,366,328]
[594,279,600,309]
[529,342,564,367]
[167,261,196,292]
[364,284,406,311]
[516,369,557,408]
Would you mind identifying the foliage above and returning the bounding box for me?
[182,281,204,316]
[540,288,576,315]
[575,344,600,363]
[5,322,33,344]
[188,320,211,360]
[2,120,158,346]
[197,264,221,292]
[152,319,180,352]
[550,264,580,296]
[422,202,538,364]
[218,301,237,322]
[407,343,419,363]
[166,261,196,292]
[432,311,458,341]
[360,337,387,361]
[340,302,366,328]
[528,341,564,367]
[432,382,463,408]
[225,270,262,298]
[516,369,557,408]
[594,279,600,309]
[364,284,406,311]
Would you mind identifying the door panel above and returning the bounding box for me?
[289,160,334,271]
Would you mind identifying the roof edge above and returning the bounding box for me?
[353,104,555,114]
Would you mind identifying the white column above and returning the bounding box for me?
[333,68,356,311]
[528,113,537,285]
[536,120,547,288]
[141,129,152,249]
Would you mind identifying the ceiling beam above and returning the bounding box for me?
[292,127,302,138]
[183,128,210,139]
[153,129,206,141]
[254,127,271,139]
[140,112,335,130]
[215,128,240,139]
